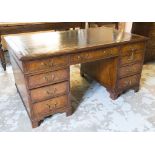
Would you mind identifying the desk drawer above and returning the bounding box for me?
[24,56,69,73]
[120,52,143,65]
[33,95,68,117]
[118,74,140,90]
[27,68,69,89]
[121,43,145,56]
[70,47,119,64]
[30,81,69,103]
[119,63,142,78]
[147,40,155,48]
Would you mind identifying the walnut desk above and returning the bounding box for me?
[4,27,148,128]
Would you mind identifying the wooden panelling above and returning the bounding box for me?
[81,58,118,89]
[9,53,31,115]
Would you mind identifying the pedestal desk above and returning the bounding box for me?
[4,27,148,128]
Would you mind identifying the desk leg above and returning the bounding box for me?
[66,107,72,116]
[80,67,85,77]
[0,37,6,71]
[66,93,72,116]
[107,89,119,100]
[134,85,140,92]
[66,68,72,117]
[31,120,40,128]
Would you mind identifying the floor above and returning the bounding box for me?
[0,54,155,131]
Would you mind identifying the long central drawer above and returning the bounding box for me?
[70,47,119,64]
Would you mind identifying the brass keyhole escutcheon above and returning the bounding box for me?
[77,55,81,59]
[44,76,49,81]
[50,59,54,67]
[85,53,89,59]
[41,62,48,67]
[128,52,134,61]
[126,68,131,73]
[51,74,55,81]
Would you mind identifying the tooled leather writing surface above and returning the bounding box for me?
[4,27,147,60]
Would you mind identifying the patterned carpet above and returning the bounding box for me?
[0,54,155,131]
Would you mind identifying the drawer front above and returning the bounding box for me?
[146,48,155,57]
[30,81,68,103]
[149,31,155,38]
[121,43,145,56]
[147,40,155,48]
[27,69,69,89]
[145,48,155,62]
[120,52,143,65]
[70,47,119,64]
[118,74,140,90]
[24,56,69,73]
[119,63,142,78]
[33,95,68,117]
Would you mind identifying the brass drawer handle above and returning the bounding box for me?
[77,55,81,59]
[125,80,132,86]
[41,60,54,67]
[46,102,58,110]
[131,48,135,51]
[46,88,57,96]
[41,62,49,66]
[43,74,55,82]
[77,54,89,60]
[77,55,84,60]
[44,76,49,81]
[126,68,132,72]
[85,53,89,59]
[126,69,129,72]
